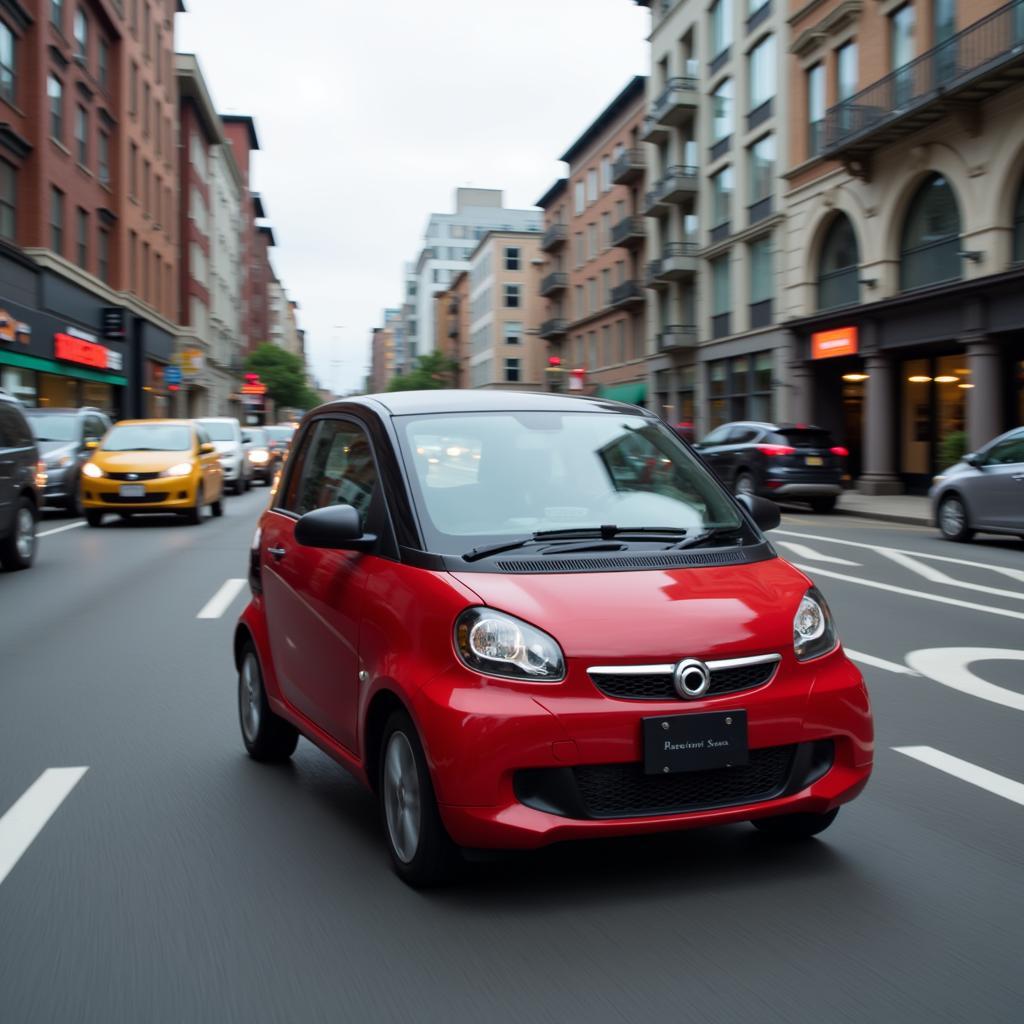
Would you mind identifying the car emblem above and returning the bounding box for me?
[673,658,712,700]
[127,473,138,480]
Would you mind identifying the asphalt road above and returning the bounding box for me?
[1,493,1022,1023]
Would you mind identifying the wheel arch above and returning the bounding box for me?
[363,688,415,794]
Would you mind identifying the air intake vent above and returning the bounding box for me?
[494,545,769,574]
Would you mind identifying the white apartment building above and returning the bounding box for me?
[414,188,542,355]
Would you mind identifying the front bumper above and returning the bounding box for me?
[410,648,873,849]
[767,482,842,497]
[82,475,200,511]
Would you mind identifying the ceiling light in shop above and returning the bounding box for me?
[907,375,932,383]
[958,383,975,389]
[954,368,970,375]
[934,375,959,383]
[842,373,870,382]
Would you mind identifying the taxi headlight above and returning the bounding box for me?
[455,607,565,682]
[162,462,194,478]
[82,462,104,479]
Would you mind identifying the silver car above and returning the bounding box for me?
[930,427,1024,542]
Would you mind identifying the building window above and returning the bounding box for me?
[807,64,824,158]
[711,78,732,142]
[587,222,597,259]
[817,213,860,310]
[1013,177,1024,264]
[97,225,109,282]
[574,181,585,215]
[601,156,612,192]
[749,235,773,326]
[900,173,961,291]
[748,34,776,111]
[51,0,63,29]
[98,36,108,89]
[0,21,15,105]
[890,4,915,104]
[504,284,521,308]
[504,322,522,346]
[504,246,520,271]
[75,105,88,165]
[143,2,150,59]
[50,187,64,254]
[710,0,732,59]
[0,159,14,241]
[75,207,87,269]
[711,166,733,229]
[836,41,858,102]
[143,82,150,136]
[711,254,731,338]
[98,129,110,185]
[504,358,521,383]
[130,142,138,197]
[48,75,63,140]
[748,134,775,204]
[708,352,773,426]
[73,7,87,63]
[587,169,598,203]
[130,62,138,116]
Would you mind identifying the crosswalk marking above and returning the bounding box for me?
[776,541,860,566]
[0,768,88,887]
[197,578,248,620]
[877,549,1024,603]
[894,747,1024,807]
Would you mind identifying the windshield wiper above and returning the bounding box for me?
[668,525,743,550]
[462,525,694,562]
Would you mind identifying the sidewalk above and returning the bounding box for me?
[834,490,932,526]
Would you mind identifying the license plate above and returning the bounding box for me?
[805,455,823,466]
[642,710,749,774]
[119,484,146,498]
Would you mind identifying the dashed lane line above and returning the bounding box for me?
[0,768,89,887]
[37,521,86,538]
[894,747,1024,807]
[197,578,248,620]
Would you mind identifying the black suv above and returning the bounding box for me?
[25,407,111,515]
[694,421,846,513]
[0,389,40,570]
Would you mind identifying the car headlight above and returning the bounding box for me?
[932,474,945,486]
[248,448,269,463]
[162,462,194,478]
[793,587,839,662]
[46,453,73,469]
[455,607,565,682]
[82,462,104,479]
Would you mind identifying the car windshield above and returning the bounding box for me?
[102,424,193,452]
[265,426,295,442]
[199,420,237,442]
[27,413,78,442]
[243,429,268,445]
[397,411,743,554]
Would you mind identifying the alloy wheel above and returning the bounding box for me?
[940,497,965,537]
[15,506,35,561]
[240,652,262,743]
[383,732,421,864]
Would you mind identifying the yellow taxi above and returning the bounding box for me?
[80,419,224,527]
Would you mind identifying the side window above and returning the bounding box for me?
[702,426,732,446]
[85,415,106,440]
[0,404,32,448]
[728,427,760,445]
[196,427,210,449]
[986,435,1024,465]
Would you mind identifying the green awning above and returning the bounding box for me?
[597,381,647,405]
[0,348,128,386]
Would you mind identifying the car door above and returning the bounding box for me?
[195,426,219,497]
[722,427,762,486]
[967,431,1024,531]
[695,425,734,480]
[260,417,377,751]
[0,404,18,529]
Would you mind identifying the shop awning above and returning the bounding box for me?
[0,349,128,386]
[597,381,647,405]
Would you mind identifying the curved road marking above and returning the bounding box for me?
[904,647,1024,712]
[776,541,860,566]
[845,650,921,676]
[894,747,1024,807]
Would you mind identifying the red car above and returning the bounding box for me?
[235,391,873,885]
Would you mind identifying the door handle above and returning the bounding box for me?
[1012,475,1024,483]
[267,546,287,560]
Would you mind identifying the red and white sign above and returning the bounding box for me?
[54,333,124,372]
[811,326,859,360]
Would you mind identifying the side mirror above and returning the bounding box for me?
[963,451,983,467]
[200,442,216,454]
[737,492,781,532]
[84,438,100,450]
[295,503,378,552]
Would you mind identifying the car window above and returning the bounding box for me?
[84,416,107,440]
[0,403,34,448]
[282,420,379,520]
[727,427,760,445]
[701,426,732,446]
[199,420,237,442]
[197,427,211,447]
[985,435,1024,466]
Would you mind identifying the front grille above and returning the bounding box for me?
[106,471,161,481]
[101,493,169,504]
[589,659,777,701]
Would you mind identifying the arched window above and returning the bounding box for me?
[899,174,961,290]
[817,214,860,311]
[1013,177,1024,264]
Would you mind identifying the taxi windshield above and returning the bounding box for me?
[103,424,193,452]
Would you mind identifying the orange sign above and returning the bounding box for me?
[241,382,267,395]
[811,326,859,360]
[54,332,121,370]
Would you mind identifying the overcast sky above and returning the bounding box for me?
[177,1,649,394]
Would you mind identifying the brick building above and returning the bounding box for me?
[433,270,470,387]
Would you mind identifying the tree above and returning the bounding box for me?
[246,343,320,410]
[386,351,459,392]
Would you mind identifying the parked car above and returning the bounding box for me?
[197,417,252,494]
[81,419,224,527]
[25,406,111,516]
[242,427,274,485]
[264,424,296,467]
[930,426,1024,542]
[694,421,847,513]
[0,388,42,570]
[234,391,873,886]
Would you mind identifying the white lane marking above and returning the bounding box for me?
[877,548,1024,603]
[905,647,1024,713]
[197,578,248,620]
[37,521,86,538]
[776,541,860,566]
[845,649,921,676]
[0,767,88,887]
[777,528,1024,584]
[894,747,1024,807]
[791,563,1024,622]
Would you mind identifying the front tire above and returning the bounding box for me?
[938,493,973,542]
[211,496,223,517]
[85,509,104,527]
[379,710,459,887]
[810,496,837,513]
[752,807,839,838]
[64,478,83,518]
[185,485,204,526]
[238,643,298,762]
[0,496,37,570]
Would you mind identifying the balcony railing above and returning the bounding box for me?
[542,224,567,251]
[651,74,698,125]
[612,148,645,184]
[658,165,699,203]
[824,0,1024,158]
[645,259,664,287]
[611,216,646,248]
[660,241,700,279]
[659,324,697,350]
[611,281,645,308]
[641,114,669,144]
[540,318,569,339]
[540,272,568,296]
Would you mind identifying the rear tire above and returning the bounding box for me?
[938,493,973,542]
[0,496,37,571]
[85,509,104,527]
[238,643,298,762]
[810,496,837,513]
[211,496,223,517]
[379,710,459,887]
[752,807,839,838]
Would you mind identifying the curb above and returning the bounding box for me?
[836,507,931,527]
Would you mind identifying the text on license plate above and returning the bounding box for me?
[805,456,823,466]
[119,484,146,497]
